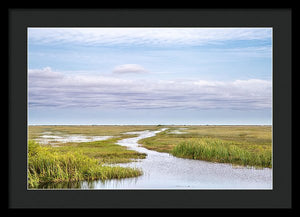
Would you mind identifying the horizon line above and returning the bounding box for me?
[28,124,272,126]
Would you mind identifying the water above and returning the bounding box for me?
[36,132,113,146]
[79,128,273,190]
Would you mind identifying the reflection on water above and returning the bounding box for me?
[38,181,82,189]
[37,128,272,190]
[36,178,142,189]
[82,177,141,189]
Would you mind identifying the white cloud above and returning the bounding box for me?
[112,64,148,74]
[28,28,272,47]
[28,67,272,110]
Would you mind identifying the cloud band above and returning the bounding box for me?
[28,67,272,110]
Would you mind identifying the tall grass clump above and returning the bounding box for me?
[27,140,142,188]
[171,138,271,168]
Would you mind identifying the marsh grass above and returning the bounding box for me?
[139,125,272,168]
[28,125,161,140]
[28,140,142,188]
[171,138,271,168]
[51,135,147,164]
[28,126,152,164]
[27,126,155,188]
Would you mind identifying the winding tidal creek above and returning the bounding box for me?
[78,128,272,190]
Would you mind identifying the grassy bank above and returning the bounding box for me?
[52,135,147,164]
[28,125,162,164]
[28,140,142,188]
[139,125,272,168]
[27,125,161,188]
[171,138,271,168]
[28,125,161,140]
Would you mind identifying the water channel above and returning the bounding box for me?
[78,128,273,190]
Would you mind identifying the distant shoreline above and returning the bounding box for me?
[28,124,272,126]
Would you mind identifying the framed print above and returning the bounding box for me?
[8,8,292,209]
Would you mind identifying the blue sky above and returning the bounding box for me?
[28,28,272,125]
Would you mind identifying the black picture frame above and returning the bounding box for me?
[8,8,292,209]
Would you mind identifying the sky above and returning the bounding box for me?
[28,28,272,125]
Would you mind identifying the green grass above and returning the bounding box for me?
[28,125,162,140]
[55,135,147,164]
[28,125,157,164]
[28,140,142,188]
[27,125,160,188]
[139,125,272,168]
[171,138,271,168]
